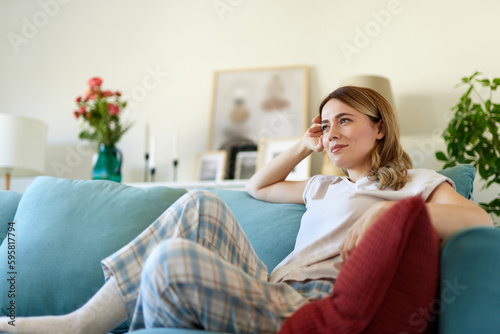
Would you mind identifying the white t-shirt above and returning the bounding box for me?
[269,169,454,283]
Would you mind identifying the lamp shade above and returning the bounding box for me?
[340,74,395,110]
[0,114,48,177]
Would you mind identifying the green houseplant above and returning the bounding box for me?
[436,72,500,219]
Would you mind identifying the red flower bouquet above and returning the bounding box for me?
[73,77,131,147]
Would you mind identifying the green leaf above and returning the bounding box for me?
[461,71,480,84]
[480,197,500,215]
[478,79,491,87]
[485,100,492,112]
[435,151,448,161]
[460,87,474,102]
[493,78,500,87]
[470,71,481,79]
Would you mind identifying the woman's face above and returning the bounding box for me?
[321,99,384,179]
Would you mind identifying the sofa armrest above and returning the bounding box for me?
[439,226,500,333]
[0,190,22,243]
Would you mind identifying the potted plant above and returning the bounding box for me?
[73,77,132,182]
[436,72,500,221]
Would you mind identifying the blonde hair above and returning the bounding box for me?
[319,86,412,190]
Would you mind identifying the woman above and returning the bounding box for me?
[0,86,492,334]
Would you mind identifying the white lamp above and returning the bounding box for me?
[339,74,395,111]
[0,114,48,190]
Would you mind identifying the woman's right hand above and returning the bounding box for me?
[303,115,324,152]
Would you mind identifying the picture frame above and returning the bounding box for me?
[234,150,258,180]
[194,151,227,181]
[223,142,258,180]
[257,137,311,181]
[209,65,309,152]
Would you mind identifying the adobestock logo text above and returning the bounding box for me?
[6,0,71,54]
[339,0,403,63]
[213,0,243,20]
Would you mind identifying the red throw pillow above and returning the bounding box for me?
[279,196,440,334]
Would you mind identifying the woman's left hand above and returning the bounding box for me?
[339,201,396,261]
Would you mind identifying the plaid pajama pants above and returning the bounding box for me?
[101,190,334,333]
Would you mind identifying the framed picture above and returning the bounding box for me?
[220,142,257,179]
[257,137,311,181]
[194,151,227,181]
[234,150,258,180]
[209,65,309,153]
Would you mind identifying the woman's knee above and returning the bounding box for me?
[171,190,227,220]
[141,238,201,287]
[144,239,186,274]
[185,189,224,206]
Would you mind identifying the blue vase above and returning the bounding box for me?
[92,144,122,182]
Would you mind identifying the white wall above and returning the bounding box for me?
[0,0,498,214]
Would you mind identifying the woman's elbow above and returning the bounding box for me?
[465,203,495,228]
[478,207,495,227]
[245,181,264,200]
[245,182,258,198]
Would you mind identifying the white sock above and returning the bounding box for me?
[0,277,128,334]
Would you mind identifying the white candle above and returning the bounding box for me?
[172,129,178,160]
[145,123,150,154]
[149,136,156,169]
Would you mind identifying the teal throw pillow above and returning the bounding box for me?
[0,176,186,322]
[438,164,475,199]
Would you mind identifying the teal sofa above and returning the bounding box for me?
[0,165,499,334]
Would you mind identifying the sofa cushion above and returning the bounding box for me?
[204,189,304,271]
[0,190,22,244]
[0,176,186,324]
[279,196,440,334]
[437,164,475,199]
